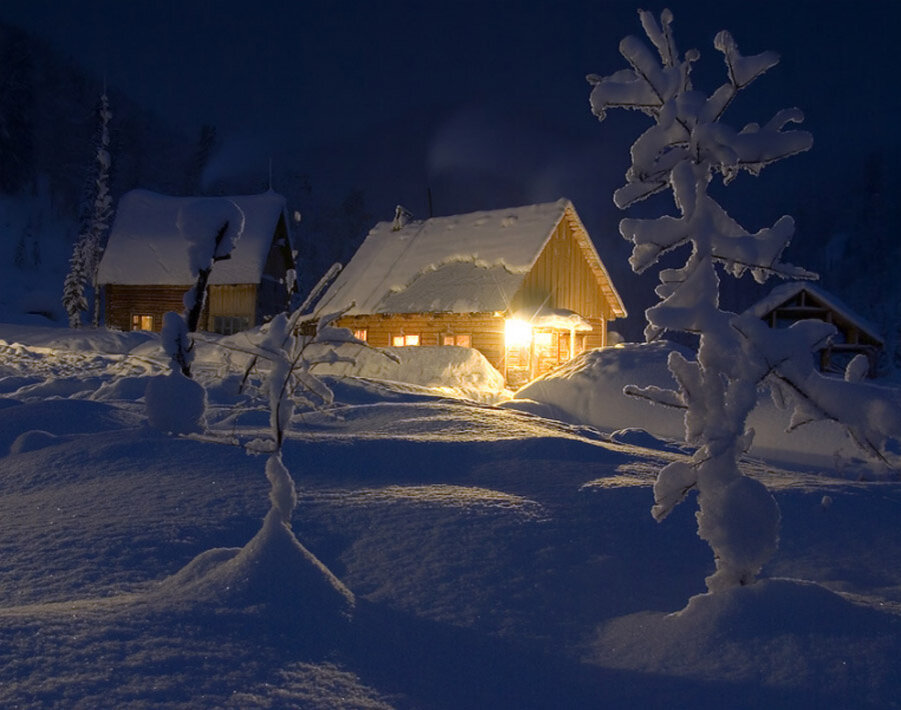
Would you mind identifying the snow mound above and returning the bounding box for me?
[0,399,143,453]
[9,429,58,454]
[191,329,508,403]
[588,578,901,705]
[609,427,686,452]
[0,324,157,355]
[298,343,507,403]
[154,509,355,629]
[506,342,687,441]
[509,343,897,471]
[144,372,206,434]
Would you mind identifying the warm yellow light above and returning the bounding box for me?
[505,318,532,348]
[534,331,553,348]
[392,334,420,347]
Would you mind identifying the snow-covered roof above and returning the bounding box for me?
[318,199,625,317]
[745,281,883,345]
[97,190,288,286]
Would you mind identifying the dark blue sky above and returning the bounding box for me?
[1,1,897,239]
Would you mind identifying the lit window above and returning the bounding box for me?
[443,333,471,347]
[353,328,368,342]
[131,314,154,331]
[392,334,420,347]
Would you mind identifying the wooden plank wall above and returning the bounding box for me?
[208,284,257,323]
[512,218,611,329]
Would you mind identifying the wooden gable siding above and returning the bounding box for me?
[207,284,258,325]
[337,312,507,371]
[511,215,612,322]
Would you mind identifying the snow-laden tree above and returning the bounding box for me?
[63,91,113,328]
[62,237,89,327]
[164,197,245,376]
[588,9,901,591]
[145,198,245,435]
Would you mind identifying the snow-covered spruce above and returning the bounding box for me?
[589,9,900,592]
[63,91,114,328]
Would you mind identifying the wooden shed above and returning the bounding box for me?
[97,190,295,334]
[316,199,626,386]
[745,282,884,377]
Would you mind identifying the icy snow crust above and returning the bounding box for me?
[97,189,287,286]
[0,325,900,707]
[318,199,570,314]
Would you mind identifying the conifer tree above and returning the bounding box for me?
[63,91,113,327]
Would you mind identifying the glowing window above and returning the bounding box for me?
[131,314,154,331]
[443,333,471,347]
[504,319,532,348]
[392,334,420,347]
[353,328,368,342]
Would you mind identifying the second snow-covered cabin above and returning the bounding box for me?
[746,281,884,377]
[97,189,295,334]
[316,199,626,386]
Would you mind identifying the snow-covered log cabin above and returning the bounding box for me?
[316,199,626,386]
[746,282,884,377]
[97,190,295,334]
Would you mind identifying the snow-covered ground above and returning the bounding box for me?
[1,324,899,708]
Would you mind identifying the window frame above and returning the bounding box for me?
[131,314,154,331]
[391,333,420,347]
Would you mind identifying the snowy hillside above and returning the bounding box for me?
[1,326,900,708]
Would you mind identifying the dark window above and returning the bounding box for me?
[212,316,250,335]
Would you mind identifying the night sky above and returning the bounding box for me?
[1,1,898,280]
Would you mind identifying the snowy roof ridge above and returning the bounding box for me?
[319,198,624,317]
[97,189,288,286]
[745,281,883,344]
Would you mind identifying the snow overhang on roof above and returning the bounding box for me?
[97,189,288,286]
[512,306,594,332]
[318,198,627,319]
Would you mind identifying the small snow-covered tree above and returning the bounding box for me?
[155,264,363,621]
[164,197,245,376]
[63,91,113,328]
[588,9,901,591]
[145,198,245,434]
[62,238,89,327]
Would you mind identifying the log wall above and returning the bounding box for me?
[337,312,507,371]
[104,284,192,332]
